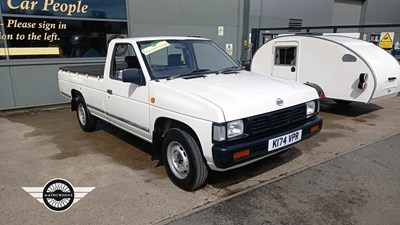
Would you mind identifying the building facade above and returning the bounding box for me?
[0,0,398,110]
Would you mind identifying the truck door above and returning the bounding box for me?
[103,42,151,140]
[272,41,299,81]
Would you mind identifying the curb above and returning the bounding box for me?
[0,104,69,117]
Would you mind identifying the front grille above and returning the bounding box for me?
[249,104,306,135]
[270,111,291,128]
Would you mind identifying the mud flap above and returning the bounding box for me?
[151,129,163,161]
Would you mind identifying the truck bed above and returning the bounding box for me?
[60,64,105,77]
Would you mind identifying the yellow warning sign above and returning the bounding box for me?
[379,32,395,49]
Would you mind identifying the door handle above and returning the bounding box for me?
[291,67,296,72]
[107,89,113,95]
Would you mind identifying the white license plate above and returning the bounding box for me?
[268,130,302,151]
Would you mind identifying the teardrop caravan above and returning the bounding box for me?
[251,34,400,104]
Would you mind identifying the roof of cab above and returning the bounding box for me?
[114,36,210,42]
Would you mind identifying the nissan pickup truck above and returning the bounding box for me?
[58,36,323,191]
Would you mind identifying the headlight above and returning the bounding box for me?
[227,120,244,139]
[306,101,316,118]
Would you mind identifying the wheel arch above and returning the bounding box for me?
[70,89,82,111]
[305,82,325,100]
[152,117,203,161]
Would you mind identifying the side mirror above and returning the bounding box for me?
[122,68,146,86]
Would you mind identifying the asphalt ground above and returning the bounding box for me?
[164,133,400,225]
[1,96,400,224]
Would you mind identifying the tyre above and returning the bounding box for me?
[334,99,352,105]
[162,128,208,191]
[76,95,97,132]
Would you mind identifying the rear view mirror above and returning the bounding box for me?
[122,68,146,86]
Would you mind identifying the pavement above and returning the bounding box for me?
[164,133,400,225]
[0,96,400,225]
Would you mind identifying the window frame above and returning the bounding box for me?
[274,46,297,66]
[109,42,139,81]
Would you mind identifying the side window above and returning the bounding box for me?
[110,43,141,80]
[275,46,297,65]
[342,54,357,62]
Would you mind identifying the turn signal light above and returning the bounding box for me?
[233,149,250,160]
[310,125,320,133]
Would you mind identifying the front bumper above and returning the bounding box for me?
[212,116,323,169]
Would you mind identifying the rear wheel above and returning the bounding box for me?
[162,128,208,191]
[76,96,97,132]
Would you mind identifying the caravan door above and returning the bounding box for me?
[272,41,299,81]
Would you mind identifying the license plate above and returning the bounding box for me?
[268,130,302,151]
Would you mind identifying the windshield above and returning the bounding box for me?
[137,39,240,79]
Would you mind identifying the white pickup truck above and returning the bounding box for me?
[58,36,323,191]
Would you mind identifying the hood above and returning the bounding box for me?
[162,71,318,121]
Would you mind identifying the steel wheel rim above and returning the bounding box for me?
[167,141,189,179]
[78,104,86,125]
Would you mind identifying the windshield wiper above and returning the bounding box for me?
[168,69,213,80]
[218,66,244,74]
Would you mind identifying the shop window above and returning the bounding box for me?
[0,0,128,60]
[0,40,5,60]
[2,16,127,59]
[275,46,297,65]
[0,0,127,20]
[0,17,5,60]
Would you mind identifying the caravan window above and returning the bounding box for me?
[275,47,297,65]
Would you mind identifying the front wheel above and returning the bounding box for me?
[162,128,208,191]
[76,96,97,132]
